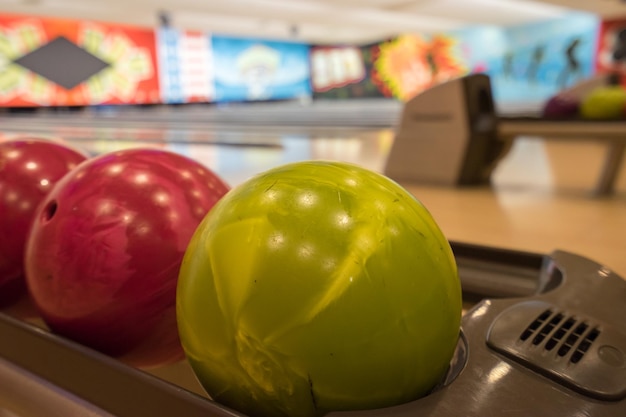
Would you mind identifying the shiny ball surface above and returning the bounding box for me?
[25,147,230,368]
[177,161,462,417]
[0,137,87,307]
[580,86,626,120]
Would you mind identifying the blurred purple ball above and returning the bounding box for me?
[542,95,580,119]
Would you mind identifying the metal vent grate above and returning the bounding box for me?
[519,308,600,364]
[487,301,626,401]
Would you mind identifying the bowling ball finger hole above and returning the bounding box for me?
[42,200,58,222]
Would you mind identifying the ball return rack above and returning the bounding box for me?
[1,241,625,416]
[385,73,625,197]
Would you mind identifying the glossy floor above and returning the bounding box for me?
[2,103,624,278]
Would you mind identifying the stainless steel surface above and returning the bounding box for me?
[0,357,115,417]
[0,314,241,417]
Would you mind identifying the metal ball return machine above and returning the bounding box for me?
[1,242,625,416]
[385,73,625,196]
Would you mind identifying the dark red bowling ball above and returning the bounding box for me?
[541,94,580,119]
[24,147,230,368]
[0,137,88,308]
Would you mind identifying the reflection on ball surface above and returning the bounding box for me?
[0,137,87,307]
[25,147,229,368]
[177,161,462,417]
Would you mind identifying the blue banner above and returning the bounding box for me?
[156,28,214,104]
[450,12,600,103]
[211,36,311,102]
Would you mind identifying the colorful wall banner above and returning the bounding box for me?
[311,46,366,92]
[156,28,214,103]
[312,13,600,104]
[596,18,626,85]
[211,36,311,102]
[0,13,159,107]
[311,43,385,99]
[457,12,600,103]
[0,11,608,108]
[370,33,468,101]
[312,35,469,101]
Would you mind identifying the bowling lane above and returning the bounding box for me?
[2,101,625,280]
[0,102,397,187]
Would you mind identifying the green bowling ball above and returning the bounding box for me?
[580,85,626,120]
[176,161,462,417]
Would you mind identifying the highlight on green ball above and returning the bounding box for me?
[176,160,463,417]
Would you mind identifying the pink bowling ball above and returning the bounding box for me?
[0,137,88,308]
[24,147,230,368]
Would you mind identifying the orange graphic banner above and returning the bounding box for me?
[0,13,159,107]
